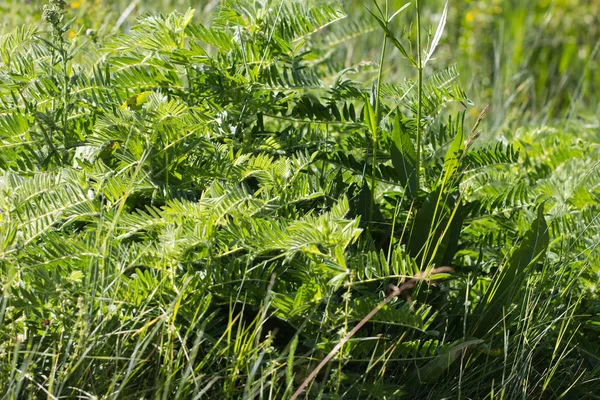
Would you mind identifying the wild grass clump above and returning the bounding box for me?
[0,1,598,398]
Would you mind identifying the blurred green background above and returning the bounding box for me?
[2,0,598,131]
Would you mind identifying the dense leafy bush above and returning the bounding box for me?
[0,0,598,398]
[3,0,599,128]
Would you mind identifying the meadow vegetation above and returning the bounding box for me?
[0,0,598,398]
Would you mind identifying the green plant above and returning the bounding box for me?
[0,1,598,399]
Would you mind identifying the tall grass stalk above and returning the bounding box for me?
[371,0,389,220]
[415,0,423,191]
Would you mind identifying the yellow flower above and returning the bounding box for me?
[68,30,76,39]
[71,1,81,9]
[465,10,475,23]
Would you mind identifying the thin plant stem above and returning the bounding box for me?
[370,0,388,222]
[415,0,423,191]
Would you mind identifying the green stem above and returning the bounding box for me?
[63,49,69,148]
[370,0,388,221]
[415,0,423,192]
[374,3,388,121]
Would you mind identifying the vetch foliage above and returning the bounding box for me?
[0,1,598,399]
